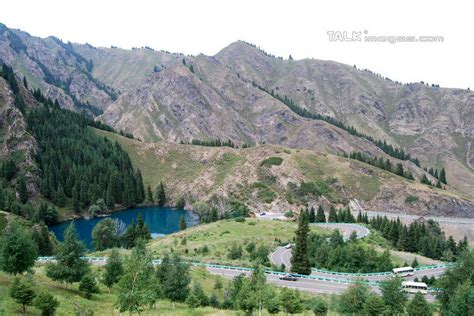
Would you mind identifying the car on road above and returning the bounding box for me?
[279,274,298,281]
[284,243,293,249]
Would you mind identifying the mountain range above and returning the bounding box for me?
[0,23,473,215]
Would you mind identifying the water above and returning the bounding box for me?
[49,206,197,249]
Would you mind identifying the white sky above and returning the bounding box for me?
[1,0,473,89]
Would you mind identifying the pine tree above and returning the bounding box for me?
[316,205,326,223]
[33,292,59,316]
[135,169,145,203]
[0,186,5,210]
[411,257,419,268]
[328,206,337,222]
[364,294,385,316]
[146,185,154,203]
[380,277,407,315]
[46,223,90,285]
[308,207,316,223]
[79,274,99,299]
[102,249,123,291]
[179,216,187,230]
[9,277,36,314]
[291,210,311,275]
[17,176,28,204]
[162,255,191,306]
[407,292,432,316]
[136,213,151,241]
[0,221,37,275]
[155,181,166,206]
[439,167,447,184]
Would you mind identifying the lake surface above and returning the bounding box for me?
[49,206,197,249]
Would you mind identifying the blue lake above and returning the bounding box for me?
[49,206,197,249]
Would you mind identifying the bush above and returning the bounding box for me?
[405,195,419,204]
[33,292,59,316]
[260,157,284,167]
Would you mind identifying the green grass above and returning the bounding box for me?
[149,218,327,267]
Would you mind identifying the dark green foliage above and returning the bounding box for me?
[1,159,17,181]
[316,205,326,223]
[380,277,407,315]
[102,249,123,289]
[0,186,5,210]
[437,251,474,315]
[155,181,166,206]
[31,224,55,256]
[9,277,36,314]
[307,231,393,273]
[79,273,99,299]
[337,282,369,314]
[280,287,303,314]
[46,223,90,284]
[369,215,462,261]
[16,176,28,204]
[33,292,59,316]
[26,103,144,212]
[312,297,328,316]
[439,167,447,184]
[227,243,243,260]
[146,185,154,204]
[121,214,151,248]
[260,156,284,167]
[161,255,191,303]
[291,210,311,275]
[405,195,419,204]
[179,216,186,230]
[188,138,236,148]
[364,294,386,316]
[0,221,37,274]
[91,218,120,250]
[420,174,433,186]
[34,203,59,226]
[345,151,416,180]
[328,206,337,222]
[308,207,316,223]
[407,292,432,316]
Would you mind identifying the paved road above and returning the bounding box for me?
[350,199,474,224]
[205,266,437,301]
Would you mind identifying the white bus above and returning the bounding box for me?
[402,281,428,294]
[392,266,414,277]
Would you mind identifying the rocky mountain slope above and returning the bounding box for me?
[96,129,474,218]
[0,23,472,206]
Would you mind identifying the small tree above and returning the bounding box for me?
[33,292,59,316]
[380,276,407,315]
[17,176,28,204]
[312,297,328,316]
[338,282,369,314]
[10,277,36,315]
[179,216,187,230]
[0,221,37,275]
[328,206,337,222]
[407,292,432,316]
[411,257,419,268]
[46,223,90,286]
[91,218,119,250]
[364,294,385,316]
[116,240,158,314]
[162,255,191,307]
[79,274,100,299]
[155,182,166,206]
[280,288,303,314]
[308,207,316,223]
[291,210,311,275]
[316,205,326,223]
[102,249,124,291]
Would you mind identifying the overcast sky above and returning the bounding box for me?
[2,0,473,89]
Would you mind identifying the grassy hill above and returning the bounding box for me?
[95,129,474,218]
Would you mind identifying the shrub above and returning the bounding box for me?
[260,157,284,167]
[405,195,419,204]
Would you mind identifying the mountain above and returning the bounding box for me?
[0,23,473,209]
[96,129,474,218]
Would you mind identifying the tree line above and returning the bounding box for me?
[180,138,252,148]
[362,214,468,261]
[26,100,145,213]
